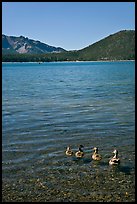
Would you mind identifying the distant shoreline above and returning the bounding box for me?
[2,60,135,63]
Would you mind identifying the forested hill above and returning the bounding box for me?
[2,30,135,62]
[76,30,135,61]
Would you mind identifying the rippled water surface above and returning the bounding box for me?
[2,61,135,202]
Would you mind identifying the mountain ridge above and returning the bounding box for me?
[2,34,66,54]
[2,30,135,62]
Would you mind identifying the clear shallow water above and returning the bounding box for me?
[2,61,135,202]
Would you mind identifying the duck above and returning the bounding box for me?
[65,146,73,156]
[92,147,102,161]
[75,145,84,158]
[109,149,120,165]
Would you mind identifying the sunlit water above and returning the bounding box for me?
[2,61,135,202]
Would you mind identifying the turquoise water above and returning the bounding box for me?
[2,61,135,202]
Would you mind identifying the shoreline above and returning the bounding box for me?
[2,60,135,63]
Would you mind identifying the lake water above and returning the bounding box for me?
[2,61,135,202]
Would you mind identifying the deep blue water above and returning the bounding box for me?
[2,61,135,202]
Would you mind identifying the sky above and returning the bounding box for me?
[2,2,135,51]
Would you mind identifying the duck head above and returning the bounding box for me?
[79,145,84,151]
[67,146,71,150]
[112,149,118,158]
[93,147,98,153]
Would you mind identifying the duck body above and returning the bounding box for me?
[75,145,84,158]
[75,150,84,158]
[92,147,102,161]
[109,158,120,165]
[109,149,120,165]
[92,153,102,161]
[65,146,73,156]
